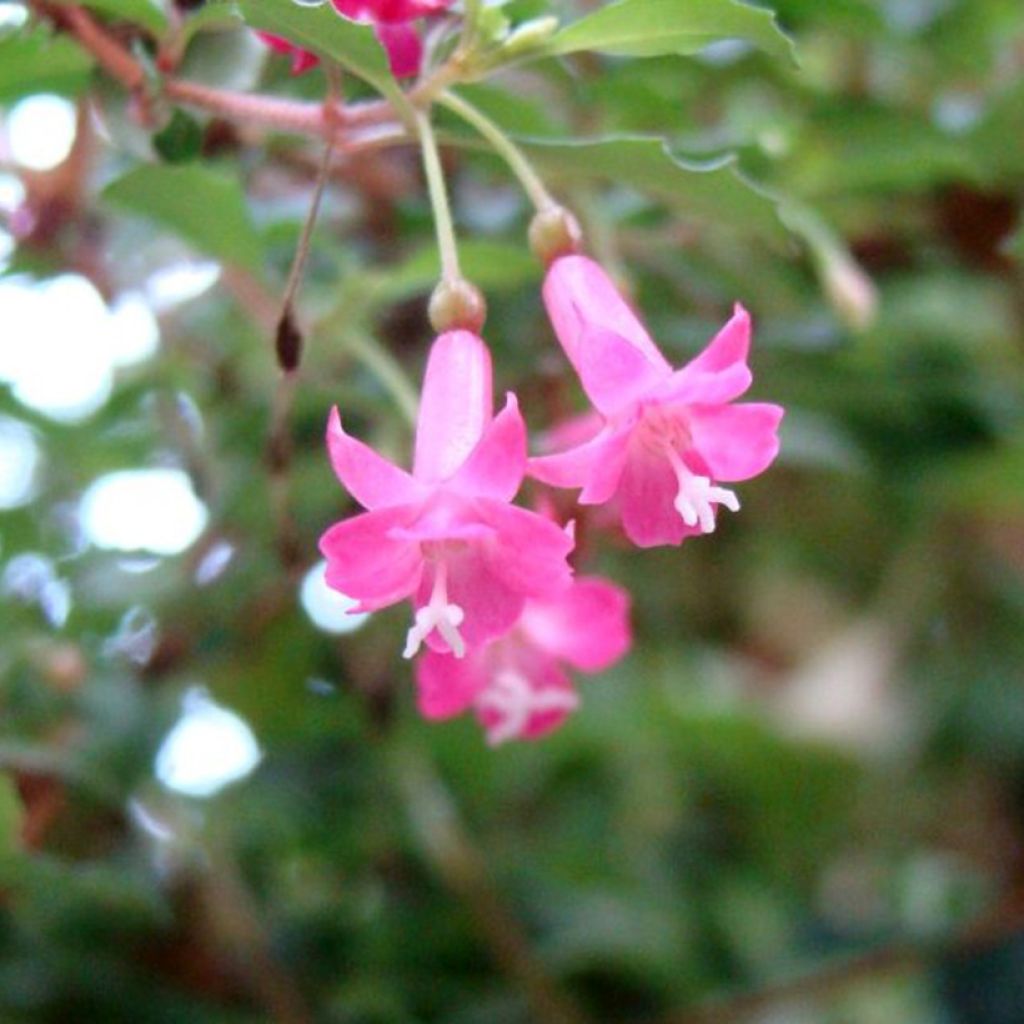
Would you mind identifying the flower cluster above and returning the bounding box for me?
[320,249,783,744]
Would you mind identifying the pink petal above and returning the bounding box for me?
[415,648,489,719]
[326,406,424,510]
[256,33,320,75]
[478,500,575,600]
[652,305,754,405]
[688,304,752,375]
[618,447,701,548]
[528,424,630,504]
[427,548,524,652]
[449,393,526,502]
[331,0,451,21]
[474,653,577,744]
[374,23,421,77]
[414,330,493,484]
[652,363,752,407]
[520,577,632,672]
[687,402,784,482]
[319,506,422,610]
[577,327,668,416]
[543,256,670,375]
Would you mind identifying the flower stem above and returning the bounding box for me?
[414,107,462,284]
[439,90,557,213]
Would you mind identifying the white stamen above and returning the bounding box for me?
[475,669,579,746]
[665,447,739,534]
[403,561,466,660]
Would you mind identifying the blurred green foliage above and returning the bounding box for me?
[1,0,1023,1022]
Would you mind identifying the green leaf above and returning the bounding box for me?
[517,135,787,243]
[376,240,539,302]
[239,0,403,105]
[103,164,264,271]
[0,27,95,102]
[153,109,204,163]
[47,0,168,34]
[548,0,797,66]
[0,773,23,863]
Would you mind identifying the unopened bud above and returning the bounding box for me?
[428,277,487,334]
[529,206,582,266]
[500,15,560,57]
[822,252,878,332]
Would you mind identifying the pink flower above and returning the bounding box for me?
[320,330,575,659]
[256,32,320,75]
[530,255,784,548]
[416,576,631,745]
[330,0,454,78]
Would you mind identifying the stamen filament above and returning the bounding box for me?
[664,447,739,534]
[403,561,466,660]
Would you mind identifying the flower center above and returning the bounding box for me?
[663,446,739,533]
[402,560,466,660]
[636,406,740,533]
[475,669,580,746]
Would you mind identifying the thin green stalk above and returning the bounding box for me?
[439,90,556,213]
[414,108,462,284]
[344,330,419,427]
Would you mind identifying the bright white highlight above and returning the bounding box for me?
[300,560,370,635]
[146,262,220,312]
[80,469,207,555]
[0,417,40,508]
[0,4,28,28]
[7,94,77,171]
[108,292,160,366]
[0,275,159,422]
[155,688,261,798]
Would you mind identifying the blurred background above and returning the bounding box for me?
[1,0,1023,1021]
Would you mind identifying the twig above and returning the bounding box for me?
[655,889,1024,1024]
[393,744,590,1024]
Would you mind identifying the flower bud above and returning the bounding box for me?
[428,277,487,334]
[529,206,583,266]
[821,252,878,332]
[499,15,559,57]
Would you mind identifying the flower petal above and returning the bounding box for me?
[544,255,670,375]
[529,424,630,504]
[577,327,668,416]
[374,22,421,77]
[653,304,754,405]
[520,577,632,672]
[478,500,575,599]
[449,393,526,502]
[429,548,524,652]
[326,406,424,510]
[415,648,489,719]
[319,507,422,610]
[618,447,701,548]
[687,402,785,482]
[688,304,751,375]
[414,330,493,484]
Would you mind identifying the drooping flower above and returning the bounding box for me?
[320,330,574,659]
[256,32,320,75]
[416,576,631,745]
[330,0,455,78]
[530,255,784,548]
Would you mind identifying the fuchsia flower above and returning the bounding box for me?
[256,32,320,75]
[530,256,784,548]
[416,576,631,745]
[320,330,575,659]
[330,0,454,78]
